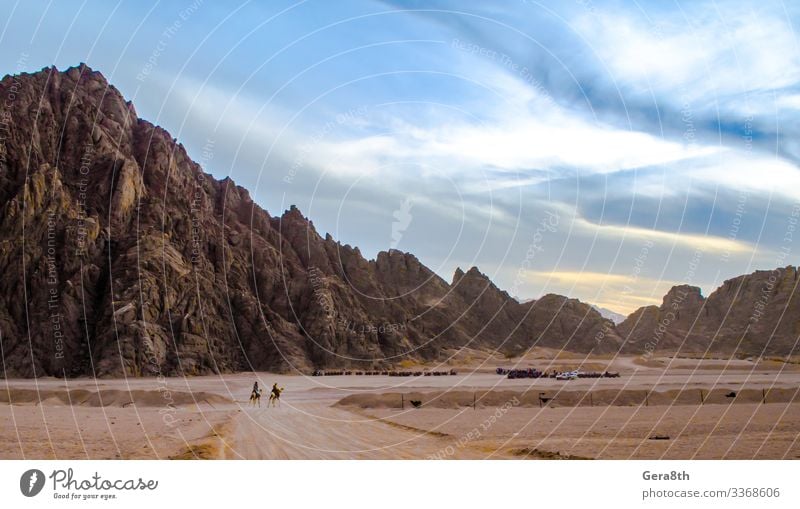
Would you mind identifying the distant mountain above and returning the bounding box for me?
[591,305,627,325]
[0,65,619,377]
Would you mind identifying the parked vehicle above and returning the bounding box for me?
[555,370,579,380]
[506,368,542,379]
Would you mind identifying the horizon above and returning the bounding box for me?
[3,1,800,314]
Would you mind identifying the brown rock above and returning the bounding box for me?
[619,268,800,357]
[9,64,764,378]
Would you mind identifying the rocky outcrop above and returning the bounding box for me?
[617,285,705,354]
[0,65,621,377]
[447,267,623,355]
[619,268,800,357]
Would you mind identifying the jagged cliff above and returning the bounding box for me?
[1,65,796,377]
[619,267,800,356]
[0,65,619,377]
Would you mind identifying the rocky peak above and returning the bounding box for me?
[65,62,104,81]
[453,265,499,287]
[281,204,305,221]
[375,249,421,269]
[661,284,704,310]
[452,265,492,284]
[374,250,441,294]
[451,265,515,313]
[452,267,465,284]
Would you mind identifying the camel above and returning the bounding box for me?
[268,386,284,407]
[249,388,262,407]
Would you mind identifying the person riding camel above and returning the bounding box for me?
[271,383,280,398]
[252,381,260,398]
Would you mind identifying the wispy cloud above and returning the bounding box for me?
[573,5,800,102]
[570,212,755,255]
[307,68,718,179]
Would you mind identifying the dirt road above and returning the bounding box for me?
[229,402,490,459]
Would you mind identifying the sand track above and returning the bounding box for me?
[229,402,490,459]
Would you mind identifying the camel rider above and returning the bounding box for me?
[252,381,260,397]
[271,383,280,398]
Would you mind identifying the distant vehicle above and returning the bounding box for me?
[555,370,578,380]
[505,368,542,379]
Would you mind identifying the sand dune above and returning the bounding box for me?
[0,388,232,407]
[336,387,800,409]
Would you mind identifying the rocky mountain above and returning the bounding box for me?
[618,267,800,357]
[1,65,796,378]
[448,268,623,355]
[0,64,621,377]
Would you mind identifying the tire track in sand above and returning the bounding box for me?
[228,402,489,459]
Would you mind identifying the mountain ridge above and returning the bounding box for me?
[0,64,620,377]
[618,267,800,357]
[0,64,797,378]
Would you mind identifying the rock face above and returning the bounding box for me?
[0,65,621,377]
[448,267,622,355]
[2,65,795,378]
[619,267,800,357]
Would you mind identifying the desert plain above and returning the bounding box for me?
[2,350,799,460]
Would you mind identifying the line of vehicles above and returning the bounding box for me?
[496,367,620,380]
[311,369,458,377]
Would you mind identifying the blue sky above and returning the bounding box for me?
[3,0,800,313]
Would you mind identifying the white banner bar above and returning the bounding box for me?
[1,460,798,508]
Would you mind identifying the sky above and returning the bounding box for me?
[2,0,800,314]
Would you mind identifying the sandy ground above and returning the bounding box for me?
[231,402,489,459]
[365,403,800,459]
[0,404,234,459]
[1,355,799,459]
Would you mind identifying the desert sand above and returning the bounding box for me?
[1,354,799,459]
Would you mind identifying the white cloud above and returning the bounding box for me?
[574,7,800,102]
[690,151,800,201]
[776,95,800,110]
[627,148,800,202]
[306,81,716,180]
